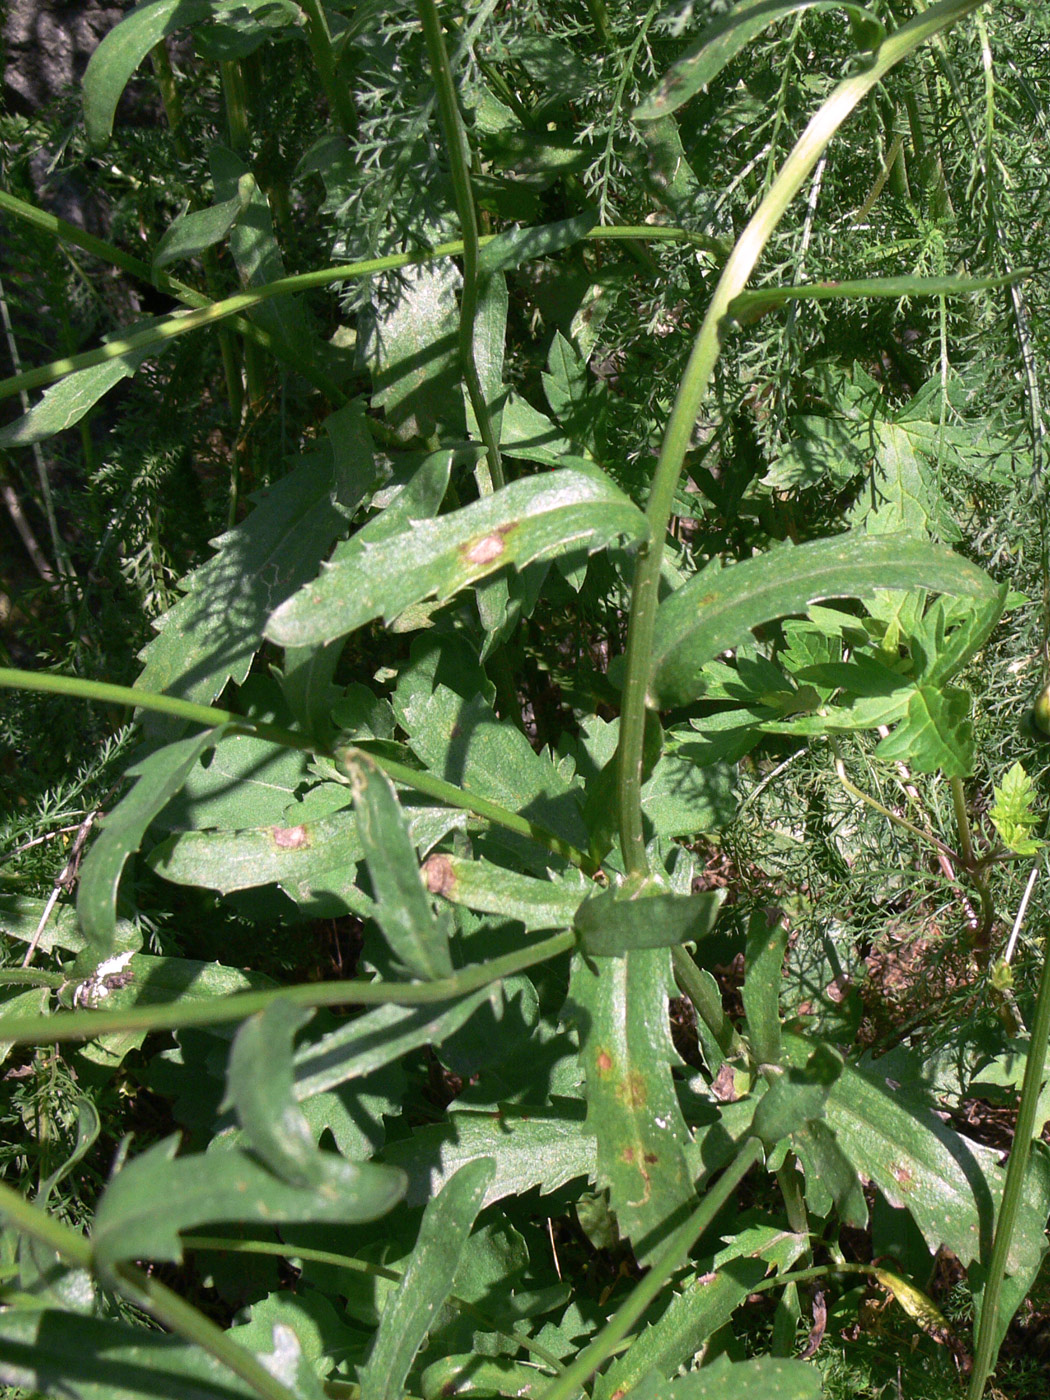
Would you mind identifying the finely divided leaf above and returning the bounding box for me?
[266,469,647,648]
[650,533,998,709]
[359,1159,495,1400]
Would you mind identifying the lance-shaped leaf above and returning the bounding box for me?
[92,1134,406,1272]
[266,468,647,648]
[635,0,884,121]
[147,808,365,897]
[137,405,376,719]
[594,1260,768,1400]
[568,948,696,1265]
[151,173,255,270]
[575,888,725,956]
[77,727,227,962]
[750,1043,843,1150]
[359,1158,495,1400]
[292,991,494,1099]
[0,1307,314,1400]
[628,1353,824,1400]
[226,1000,334,1186]
[742,908,790,1067]
[420,853,586,930]
[649,533,998,709]
[82,0,213,146]
[344,751,453,980]
[728,271,1029,325]
[785,1034,1049,1275]
[0,317,169,448]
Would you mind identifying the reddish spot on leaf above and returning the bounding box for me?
[891,1161,914,1189]
[616,1071,647,1108]
[271,824,309,849]
[462,526,513,567]
[596,1050,613,1074]
[422,854,456,896]
[622,1146,635,1163]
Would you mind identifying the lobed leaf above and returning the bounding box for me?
[266,468,647,648]
[137,411,376,719]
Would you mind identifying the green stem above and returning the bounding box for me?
[952,773,995,952]
[613,0,991,878]
[0,667,594,873]
[417,0,503,490]
[833,748,960,863]
[298,0,358,136]
[968,921,1050,1398]
[0,968,64,988]
[671,944,745,1060]
[537,1137,766,1400]
[0,930,576,1045]
[149,40,189,163]
[0,1181,300,1400]
[0,225,706,403]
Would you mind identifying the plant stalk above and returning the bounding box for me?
[537,1136,766,1400]
[968,920,1050,1397]
[613,0,991,877]
[417,0,503,489]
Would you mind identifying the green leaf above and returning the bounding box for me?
[0,893,86,955]
[152,174,254,270]
[575,888,725,956]
[743,909,790,1067]
[989,762,1044,856]
[382,1107,594,1208]
[641,750,739,839]
[343,750,453,980]
[147,807,364,897]
[394,684,589,855]
[635,0,884,121]
[649,533,998,709]
[82,0,213,147]
[157,732,309,830]
[292,991,494,1098]
[750,1044,843,1150]
[628,1352,825,1400]
[92,1133,406,1271]
[730,271,1028,325]
[466,270,508,451]
[365,259,462,440]
[568,949,696,1264]
[137,415,376,717]
[0,320,167,447]
[420,853,587,930]
[787,1035,1048,1272]
[594,1260,768,1400]
[77,727,227,961]
[421,1356,548,1400]
[226,1000,335,1186]
[359,1158,496,1400]
[873,683,973,777]
[478,212,594,276]
[0,1308,278,1400]
[266,468,647,648]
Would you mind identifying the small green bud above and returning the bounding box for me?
[1033,683,1050,737]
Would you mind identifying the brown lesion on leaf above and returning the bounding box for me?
[422,854,456,896]
[271,825,309,849]
[891,1161,914,1189]
[596,1050,613,1074]
[461,525,514,568]
[616,1070,647,1108]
